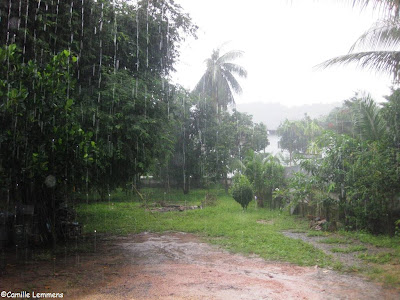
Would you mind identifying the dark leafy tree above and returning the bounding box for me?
[0,0,198,243]
[0,45,94,244]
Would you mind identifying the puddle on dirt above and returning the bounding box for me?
[1,232,399,299]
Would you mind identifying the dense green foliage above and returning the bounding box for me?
[279,92,400,235]
[277,115,322,164]
[157,96,269,193]
[0,46,94,239]
[0,0,197,242]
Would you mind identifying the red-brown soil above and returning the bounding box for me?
[1,232,399,299]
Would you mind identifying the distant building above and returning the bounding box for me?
[265,130,280,155]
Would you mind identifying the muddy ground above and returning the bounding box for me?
[1,232,399,299]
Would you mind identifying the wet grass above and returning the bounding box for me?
[358,252,396,264]
[307,231,330,237]
[318,237,350,244]
[76,187,334,268]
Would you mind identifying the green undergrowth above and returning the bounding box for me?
[76,187,333,267]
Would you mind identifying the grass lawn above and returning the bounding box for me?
[76,186,334,267]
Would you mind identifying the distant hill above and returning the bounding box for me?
[236,102,341,130]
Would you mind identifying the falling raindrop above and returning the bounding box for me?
[22,0,29,61]
[159,2,164,52]
[5,0,12,46]
[94,229,97,252]
[144,85,147,118]
[146,0,149,68]
[136,6,140,71]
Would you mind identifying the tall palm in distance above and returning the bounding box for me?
[319,0,400,82]
[194,47,247,113]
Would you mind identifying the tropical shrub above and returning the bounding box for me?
[244,151,286,208]
[231,174,253,210]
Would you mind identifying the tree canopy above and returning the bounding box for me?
[0,0,198,242]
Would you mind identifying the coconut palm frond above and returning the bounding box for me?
[318,50,400,80]
[193,73,210,95]
[350,19,400,51]
[221,69,243,95]
[223,63,248,78]
[218,50,245,64]
[350,0,400,16]
[354,95,387,140]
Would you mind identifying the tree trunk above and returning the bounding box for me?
[257,196,264,208]
[224,173,229,194]
[183,175,189,194]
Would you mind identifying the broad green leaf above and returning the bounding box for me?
[65,98,74,110]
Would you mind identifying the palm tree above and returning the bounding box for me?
[194,47,247,112]
[354,94,387,141]
[319,1,400,81]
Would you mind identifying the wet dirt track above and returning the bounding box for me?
[1,232,399,299]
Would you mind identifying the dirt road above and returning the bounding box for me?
[1,232,399,299]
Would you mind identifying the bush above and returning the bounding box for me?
[231,174,253,210]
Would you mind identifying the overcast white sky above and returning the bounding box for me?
[172,0,395,107]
